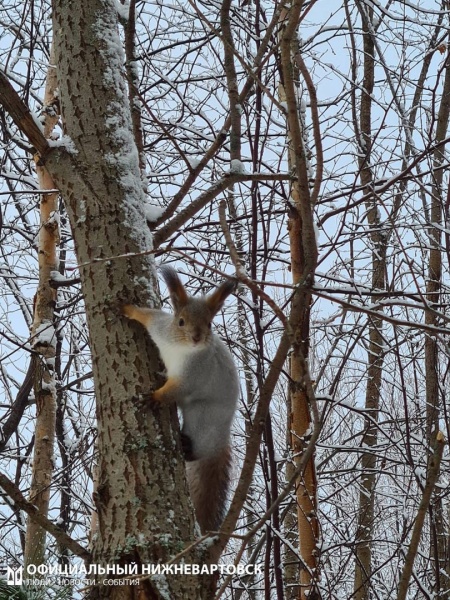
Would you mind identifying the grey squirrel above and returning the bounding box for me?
[123,266,239,532]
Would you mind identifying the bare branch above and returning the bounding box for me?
[0,471,91,561]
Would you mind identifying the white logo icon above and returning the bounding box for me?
[6,566,23,586]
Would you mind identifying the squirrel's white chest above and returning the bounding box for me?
[152,337,196,378]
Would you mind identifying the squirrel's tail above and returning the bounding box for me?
[186,445,232,533]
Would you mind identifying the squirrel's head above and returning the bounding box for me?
[160,266,236,348]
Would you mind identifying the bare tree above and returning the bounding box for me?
[1,1,450,599]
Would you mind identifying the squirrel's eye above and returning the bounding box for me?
[179,318,185,327]
[208,322,212,329]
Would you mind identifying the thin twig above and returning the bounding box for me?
[218,199,289,328]
[153,172,292,247]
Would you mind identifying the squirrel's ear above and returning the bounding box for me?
[160,266,189,310]
[206,278,237,315]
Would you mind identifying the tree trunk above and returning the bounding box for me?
[48,1,215,596]
[425,44,450,598]
[353,5,387,599]
[279,3,320,597]
[24,46,59,573]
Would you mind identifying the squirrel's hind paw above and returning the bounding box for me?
[181,433,196,461]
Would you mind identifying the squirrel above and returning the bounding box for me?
[122,266,239,532]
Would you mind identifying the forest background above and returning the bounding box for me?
[0,0,450,599]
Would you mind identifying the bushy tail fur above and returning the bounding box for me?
[186,446,232,533]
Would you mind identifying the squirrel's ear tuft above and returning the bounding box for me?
[160,266,189,310]
[206,278,237,315]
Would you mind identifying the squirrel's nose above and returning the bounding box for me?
[192,331,202,343]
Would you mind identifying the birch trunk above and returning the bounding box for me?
[24,47,59,573]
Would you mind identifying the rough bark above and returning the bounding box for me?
[47,1,213,597]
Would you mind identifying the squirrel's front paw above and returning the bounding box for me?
[147,391,159,405]
[150,388,166,404]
